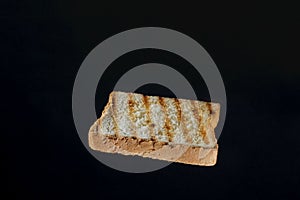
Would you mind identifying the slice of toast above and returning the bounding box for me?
[89,91,220,166]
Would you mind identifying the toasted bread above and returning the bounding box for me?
[89,91,220,166]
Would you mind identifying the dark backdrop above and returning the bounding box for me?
[2,1,300,199]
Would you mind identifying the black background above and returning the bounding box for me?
[2,1,300,199]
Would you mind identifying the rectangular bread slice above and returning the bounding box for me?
[89,91,220,166]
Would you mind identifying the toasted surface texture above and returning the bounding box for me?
[89,91,220,166]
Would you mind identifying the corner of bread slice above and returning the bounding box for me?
[88,118,120,154]
[88,120,99,150]
[173,144,218,166]
[88,94,115,152]
[197,144,218,166]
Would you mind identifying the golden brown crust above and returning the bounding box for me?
[89,121,218,166]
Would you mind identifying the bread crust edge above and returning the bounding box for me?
[89,120,218,166]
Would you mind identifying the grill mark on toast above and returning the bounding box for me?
[128,94,137,137]
[206,102,212,115]
[158,97,173,142]
[191,101,199,121]
[143,95,154,140]
[200,126,208,144]
[174,98,181,124]
[111,94,119,137]
[128,95,135,119]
